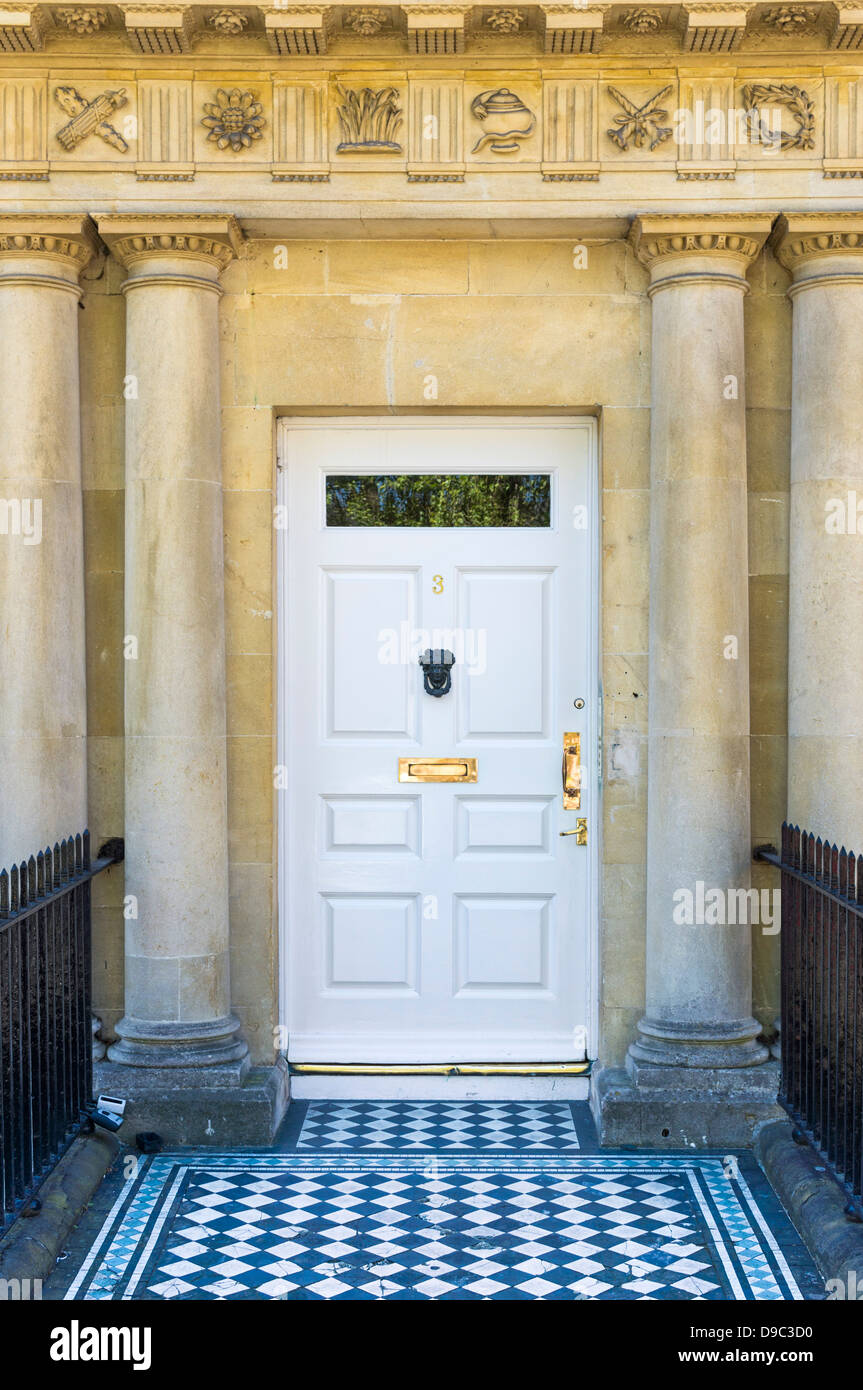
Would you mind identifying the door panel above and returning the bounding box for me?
[324,569,418,739]
[282,420,596,1064]
[456,570,551,738]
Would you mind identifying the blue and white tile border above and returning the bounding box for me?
[65,1152,804,1302]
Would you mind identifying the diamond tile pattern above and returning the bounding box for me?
[143,1167,729,1300]
[297,1101,580,1151]
[66,1140,807,1301]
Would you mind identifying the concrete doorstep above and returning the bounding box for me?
[756,1120,863,1294]
[0,1132,122,1286]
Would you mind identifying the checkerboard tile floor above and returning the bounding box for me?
[61,1103,819,1302]
[296,1100,581,1151]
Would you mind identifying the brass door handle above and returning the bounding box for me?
[560,818,588,845]
[562,732,581,809]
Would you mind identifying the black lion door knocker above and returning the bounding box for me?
[418,648,456,697]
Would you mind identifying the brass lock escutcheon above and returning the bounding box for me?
[399,757,478,783]
[562,732,581,810]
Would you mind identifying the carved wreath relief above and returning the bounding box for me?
[54,86,129,152]
[742,83,815,151]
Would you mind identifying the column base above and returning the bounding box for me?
[628,1016,770,1070]
[592,1059,783,1149]
[107,1015,249,1069]
[94,1057,291,1147]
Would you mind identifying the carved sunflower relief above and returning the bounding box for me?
[202,88,265,152]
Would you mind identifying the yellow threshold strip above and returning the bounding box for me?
[289,1062,591,1076]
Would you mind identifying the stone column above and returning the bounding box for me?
[775,215,863,853]
[597,216,781,1147]
[97,217,248,1081]
[0,217,95,867]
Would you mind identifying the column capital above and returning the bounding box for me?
[773,212,863,290]
[0,214,99,279]
[96,214,243,276]
[631,214,775,294]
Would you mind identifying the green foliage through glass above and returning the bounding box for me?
[326,474,551,527]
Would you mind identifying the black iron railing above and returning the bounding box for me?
[0,831,122,1234]
[756,824,863,1212]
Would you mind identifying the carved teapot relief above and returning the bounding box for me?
[470,88,535,153]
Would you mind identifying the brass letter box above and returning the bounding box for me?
[398,758,478,783]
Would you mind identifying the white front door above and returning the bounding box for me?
[279,419,597,1064]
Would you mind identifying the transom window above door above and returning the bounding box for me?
[325,474,552,528]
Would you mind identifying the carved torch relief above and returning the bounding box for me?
[54,85,130,153]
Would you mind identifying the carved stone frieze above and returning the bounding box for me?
[54,85,129,152]
[335,84,402,150]
[55,6,109,33]
[208,7,248,34]
[0,54,832,184]
[343,6,389,35]
[741,82,815,149]
[621,7,662,32]
[201,87,265,151]
[470,87,534,152]
[761,5,815,32]
[485,7,525,33]
[607,83,673,150]
[0,0,852,56]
